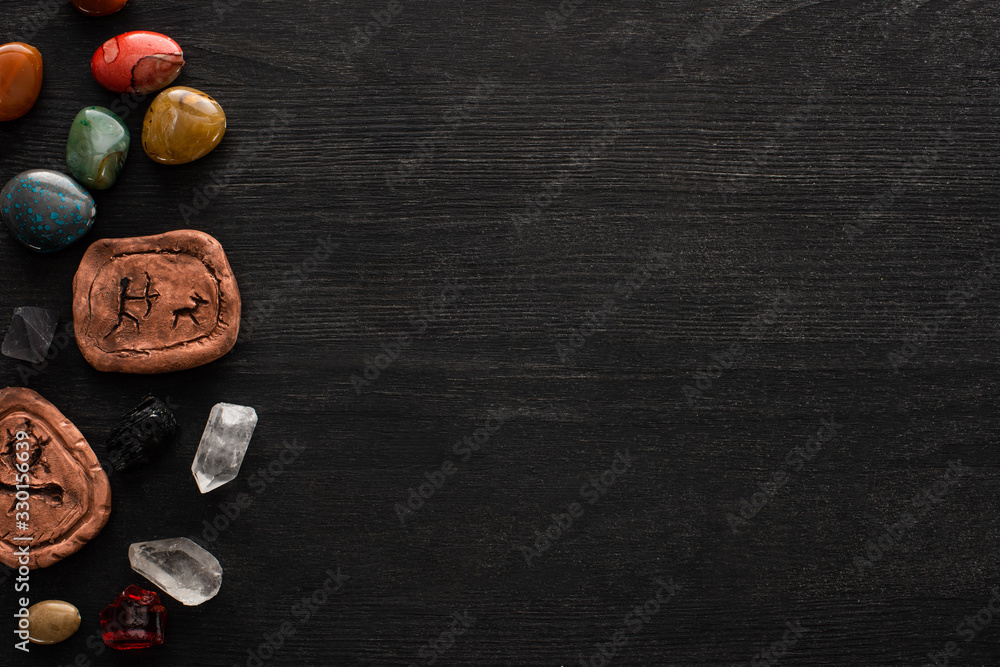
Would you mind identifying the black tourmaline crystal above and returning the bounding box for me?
[105,396,178,472]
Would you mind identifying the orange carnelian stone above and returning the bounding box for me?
[71,0,129,17]
[0,43,43,122]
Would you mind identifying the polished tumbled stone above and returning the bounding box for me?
[0,170,96,252]
[129,537,222,606]
[143,86,226,164]
[27,600,81,645]
[191,403,257,493]
[0,43,43,122]
[91,31,183,94]
[71,0,129,17]
[67,106,129,190]
[2,306,58,363]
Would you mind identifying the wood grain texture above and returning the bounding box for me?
[2,0,1000,664]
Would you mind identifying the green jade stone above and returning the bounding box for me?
[66,106,129,190]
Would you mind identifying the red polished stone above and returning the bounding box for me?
[71,0,129,17]
[100,585,166,650]
[91,31,183,95]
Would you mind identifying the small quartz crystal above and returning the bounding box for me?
[191,403,257,493]
[100,585,166,650]
[129,537,222,606]
[2,307,58,363]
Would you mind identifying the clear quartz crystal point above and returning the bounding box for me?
[191,403,257,493]
[2,307,58,363]
[128,537,222,606]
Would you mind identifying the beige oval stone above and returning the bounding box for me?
[28,600,81,644]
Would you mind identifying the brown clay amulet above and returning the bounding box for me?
[0,387,111,569]
[73,230,241,374]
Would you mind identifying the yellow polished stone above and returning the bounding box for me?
[28,600,81,644]
[142,86,226,165]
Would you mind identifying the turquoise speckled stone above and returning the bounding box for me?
[1,170,96,253]
[67,106,129,190]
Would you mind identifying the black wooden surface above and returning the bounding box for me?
[3,0,1000,665]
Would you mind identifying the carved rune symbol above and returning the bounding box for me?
[172,293,209,328]
[1,424,64,511]
[104,272,160,339]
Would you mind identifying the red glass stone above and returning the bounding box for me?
[100,585,166,650]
